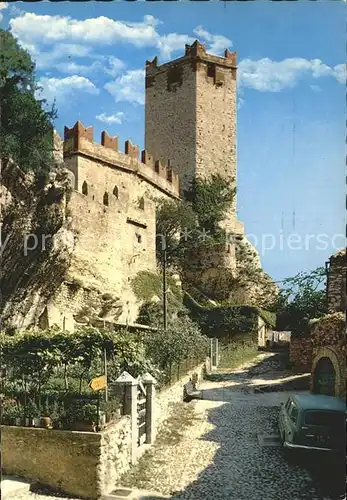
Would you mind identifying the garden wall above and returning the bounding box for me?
[155,360,207,430]
[1,360,209,499]
[1,424,102,498]
[289,337,312,371]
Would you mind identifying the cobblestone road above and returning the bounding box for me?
[12,352,345,500]
[122,352,345,500]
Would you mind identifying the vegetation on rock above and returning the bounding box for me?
[0,29,56,176]
[183,292,275,339]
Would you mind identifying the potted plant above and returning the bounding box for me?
[40,399,52,429]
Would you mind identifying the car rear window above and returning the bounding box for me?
[304,410,344,427]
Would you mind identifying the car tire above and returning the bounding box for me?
[280,431,285,446]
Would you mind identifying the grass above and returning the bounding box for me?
[218,342,259,370]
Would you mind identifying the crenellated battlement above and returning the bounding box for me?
[63,121,179,197]
[146,39,237,79]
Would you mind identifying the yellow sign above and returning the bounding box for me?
[89,375,106,391]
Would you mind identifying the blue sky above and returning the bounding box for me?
[1,1,345,283]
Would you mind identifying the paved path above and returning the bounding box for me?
[8,352,344,500]
[120,352,343,500]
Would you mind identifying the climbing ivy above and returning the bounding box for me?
[183,292,275,339]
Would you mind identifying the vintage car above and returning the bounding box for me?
[278,393,346,453]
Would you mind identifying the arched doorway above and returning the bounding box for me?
[313,357,336,396]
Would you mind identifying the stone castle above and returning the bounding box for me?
[2,40,270,332]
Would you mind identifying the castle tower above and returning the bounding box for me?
[145,40,238,233]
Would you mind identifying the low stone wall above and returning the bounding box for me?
[1,416,132,499]
[155,360,207,430]
[1,360,209,499]
[1,425,101,498]
[289,337,312,371]
[98,416,132,496]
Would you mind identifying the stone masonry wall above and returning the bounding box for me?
[58,127,180,325]
[145,56,197,196]
[155,360,207,430]
[1,417,132,499]
[327,250,346,314]
[1,362,208,499]
[1,425,101,498]
[145,41,237,229]
[98,416,132,496]
[289,337,313,370]
[196,58,237,230]
[310,312,346,398]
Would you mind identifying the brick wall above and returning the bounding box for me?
[289,337,312,370]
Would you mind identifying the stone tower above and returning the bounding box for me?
[145,40,240,234]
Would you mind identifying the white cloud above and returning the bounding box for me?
[238,57,346,92]
[156,33,195,60]
[0,2,8,22]
[237,97,245,110]
[193,26,232,55]
[96,112,124,125]
[55,56,124,77]
[104,69,145,105]
[10,13,161,49]
[103,56,125,77]
[330,63,346,84]
[37,75,99,103]
[9,12,228,63]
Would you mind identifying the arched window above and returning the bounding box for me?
[103,192,109,206]
[138,197,145,210]
[82,181,88,196]
[113,185,119,198]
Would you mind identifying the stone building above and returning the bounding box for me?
[145,40,272,304]
[145,40,240,234]
[41,121,180,329]
[3,40,276,332]
[310,249,346,399]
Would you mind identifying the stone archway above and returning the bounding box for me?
[312,348,341,397]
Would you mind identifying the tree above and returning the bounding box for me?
[155,174,236,269]
[275,266,327,337]
[184,174,236,234]
[0,29,57,176]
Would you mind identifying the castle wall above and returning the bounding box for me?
[145,58,197,194]
[60,124,179,325]
[145,42,237,231]
[196,61,237,229]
